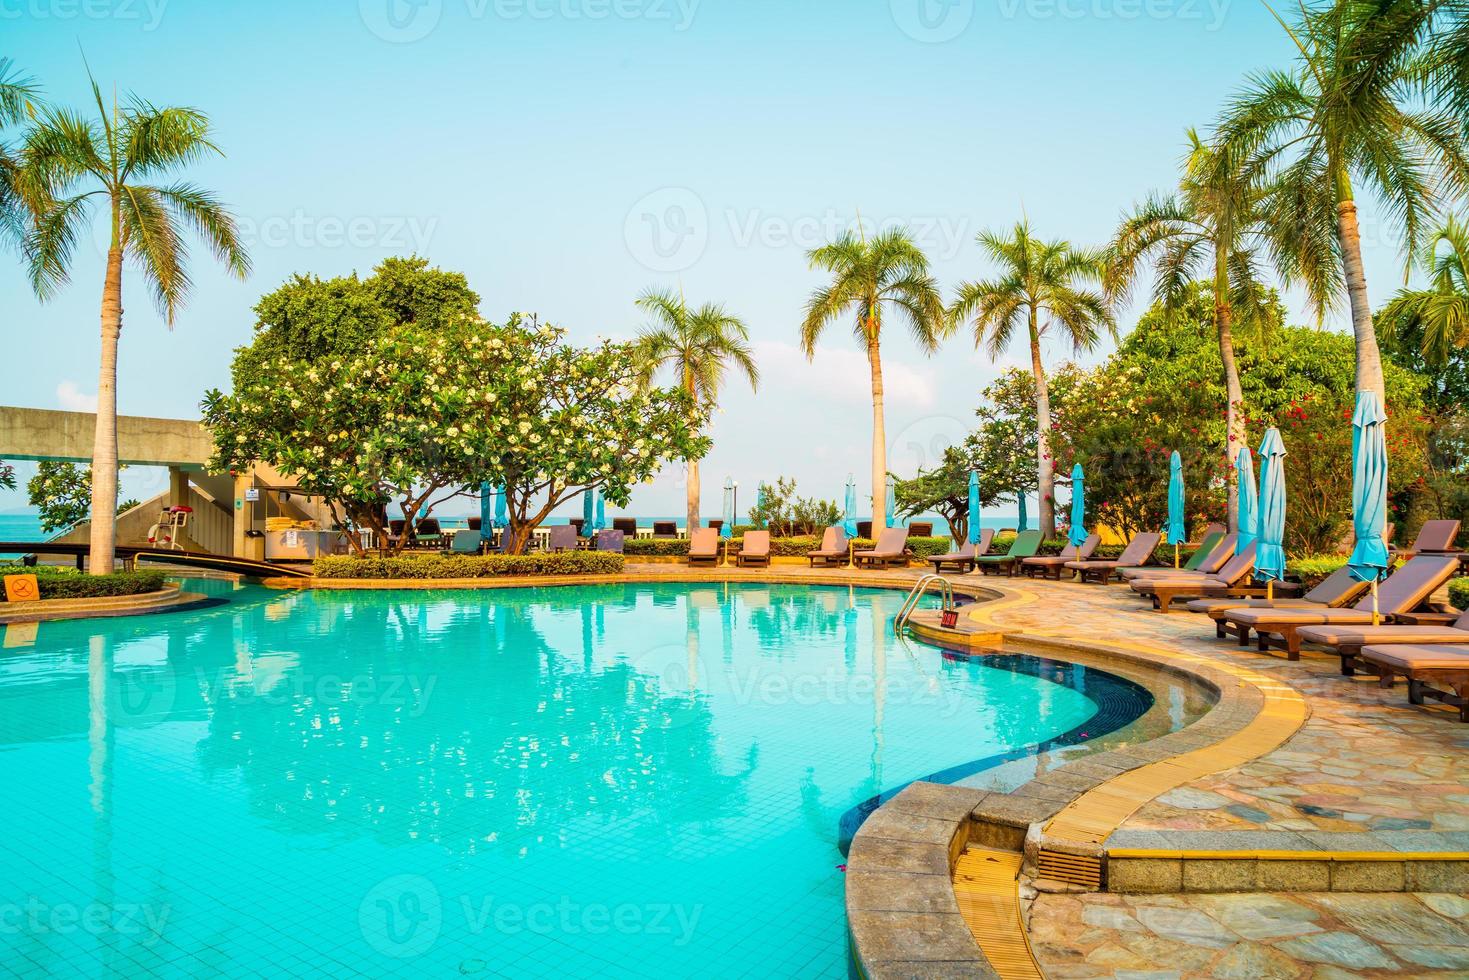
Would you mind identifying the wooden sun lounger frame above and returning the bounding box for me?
[1360,647,1469,723]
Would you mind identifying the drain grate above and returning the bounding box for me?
[1037,848,1104,889]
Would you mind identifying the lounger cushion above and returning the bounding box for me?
[1296,624,1469,647]
[1360,643,1469,670]
[1185,597,1320,614]
[1229,607,1376,627]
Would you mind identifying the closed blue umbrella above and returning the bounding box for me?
[1068,463,1087,548]
[967,471,981,546]
[582,487,594,531]
[754,484,765,529]
[1236,448,1257,552]
[721,478,734,540]
[884,474,899,528]
[1255,427,1288,598]
[494,485,508,528]
[593,492,606,532]
[1166,451,1185,567]
[842,474,858,538]
[1016,492,1028,533]
[1348,392,1391,624]
[480,481,494,540]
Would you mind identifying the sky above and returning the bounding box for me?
[0,0,1422,519]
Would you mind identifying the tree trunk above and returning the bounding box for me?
[868,329,887,535]
[1028,315,1056,538]
[1215,271,1245,533]
[89,245,123,575]
[687,456,700,537]
[1337,197,1386,404]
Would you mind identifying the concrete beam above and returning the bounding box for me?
[0,407,215,471]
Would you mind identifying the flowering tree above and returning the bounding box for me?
[204,313,706,555]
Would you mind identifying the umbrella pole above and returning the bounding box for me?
[1372,578,1380,627]
[1267,580,1273,603]
[1174,543,1179,569]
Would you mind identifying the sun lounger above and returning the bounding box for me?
[1021,533,1101,579]
[594,529,624,553]
[853,527,910,570]
[1299,608,1469,676]
[1358,643,1469,722]
[1221,555,1461,660]
[545,524,579,552]
[807,527,850,567]
[1186,565,1370,632]
[653,520,679,539]
[737,530,771,567]
[687,527,721,566]
[1119,531,1232,581]
[449,529,482,554]
[1066,532,1162,584]
[973,529,1043,577]
[613,518,639,537]
[1193,522,1226,545]
[928,529,994,574]
[908,521,934,537]
[1394,519,1462,559]
[1129,544,1261,613]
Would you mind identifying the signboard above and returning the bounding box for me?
[245,488,260,502]
[4,574,40,603]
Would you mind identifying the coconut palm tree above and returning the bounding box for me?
[1377,215,1469,363]
[1216,0,1469,404]
[950,222,1114,538]
[1107,130,1337,529]
[20,72,250,573]
[635,287,758,535]
[0,59,41,252]
[801,226,946,535]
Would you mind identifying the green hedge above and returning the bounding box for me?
[1450,577,1469,611]
[314,551,624,579]
[0,564,166,601]
[1287,555,1348,586]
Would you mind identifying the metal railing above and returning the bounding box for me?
[893,574,954,635]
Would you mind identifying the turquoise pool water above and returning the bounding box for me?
[0,581,1123,978]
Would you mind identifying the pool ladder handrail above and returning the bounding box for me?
[894,574,955,635]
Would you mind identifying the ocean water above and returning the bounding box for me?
[0,581,1136,978]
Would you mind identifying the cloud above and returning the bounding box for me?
[56,381,98,413]
[753,341,938,410]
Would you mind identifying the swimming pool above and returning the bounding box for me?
[1,580,1158,978]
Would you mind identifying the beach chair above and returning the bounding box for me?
[449,529,482,554]
[1300,607,1469,676]
[853,528,910,570]
[545,524,579,552]
[928,529,994,574]
[652,520,679,539]
[974,529,1044,577]
[908,521,934,537]
[1021,533,1100,579]
[613,518,639,537]
[1221,555,1461,660]
[1128,544,1265,613]
[1066,532,1162,584]
[1358,643,1469,722]
[856,521,874,539]
[1186,565,1371,633]
[808,527,850,567]
[1398,519,1462,559]
[415,518,443,549]
[1118,531,1231,581]
[594,529,624,553]
[737,530,771,567]
[687,528,721,567]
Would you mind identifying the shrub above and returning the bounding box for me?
[314,551,624,579]
[624,538,692,557]
[0,564,167,601]
[1450,577,1469,611]
[1288,555,1348,587]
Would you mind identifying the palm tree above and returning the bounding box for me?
[1216,0,1469,404]
[801,226,946,534]
[0,59,41,252]
[635,287,758,535]
[1377,215,1469,363]
[950,222,1115,538]
[20,72,250,573]
[1107,130,1335,529]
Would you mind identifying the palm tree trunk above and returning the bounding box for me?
[89,244,123,575]
[1028,315,1055,538]
[686,456,700,537]
[1214,268,1244,533]
[1337,195,1386,403]
[868,331,887,535]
